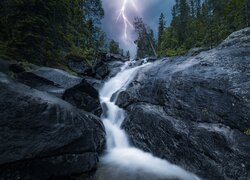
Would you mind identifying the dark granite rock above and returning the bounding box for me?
[32,67,82,89]
[93,58,125,79]
[66,54,93,75]
[17,71,63,95]
[63,79,102,116]
[122,104,250,180]
[219,27,250,48]
[186,47,210,56]
[95,65,110,78]
[15,66,103,116]
[117,28,250,180]
[9,63,26,73]
[106,53,128,62]
[0,73,106,179]
[17,67,82,97]
[0,58,10,74]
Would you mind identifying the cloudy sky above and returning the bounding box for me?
[101,0,175,57]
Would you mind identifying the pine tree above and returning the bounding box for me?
[190,0,195,17]
[243,0,250,26]
[109,40,120,54]
[126,51,130,59]
[134,17,157,58]
[157,13,165,54]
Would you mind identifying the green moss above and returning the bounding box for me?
[54,63,78,76]
[9,71,16,79]
[244,129,250,136]
[20,61,33,71]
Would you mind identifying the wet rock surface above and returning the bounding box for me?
[105,53,129,62]
[66,54,93,75]
[31,67,83,89]
[0,73,106,179]
[66,53,126,80]
[17,67,82,97]
[17,71,64,96]
[0,58,10,74]
[63,79,102,116]
[9,63,26,73]
[117,28,250,179]
[15,66,104,116]
[219,27,250,48]
[16,67,82,98]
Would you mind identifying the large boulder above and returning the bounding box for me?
[31,67,82,89]
[65,52,127,79]
[117,28,250,179]
[63,79,102,116]
[105,53,128,62]
[16,66,103,117]
[106,61,125,78]
[17,67,82,97]
[66,54,93,75]
[17,71,64,96]
[0,73,106,179]
[92,58,125,79]
[9,63,26,73]
[95,65,110,79]
[219,27,250,48]
[0,58,10,74]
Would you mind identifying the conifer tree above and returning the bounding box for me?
[157,13,165,54]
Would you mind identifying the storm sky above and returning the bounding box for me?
[101,0,175,57]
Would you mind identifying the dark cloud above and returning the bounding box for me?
[101,0,175,57]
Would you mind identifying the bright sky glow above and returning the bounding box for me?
[117,0,138,41]
[102,0,175,57]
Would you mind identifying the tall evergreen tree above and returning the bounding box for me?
[157,13,165,54]
[109,40,120,54]
[126,51,130,59]
[134,17,157,58]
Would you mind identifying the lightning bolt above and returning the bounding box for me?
[117,0,137,41]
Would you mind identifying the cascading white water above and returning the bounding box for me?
[100,62,140,149]
[99,62,200,180]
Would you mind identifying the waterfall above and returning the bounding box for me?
[98,62,200,180]
[99,62,142,149]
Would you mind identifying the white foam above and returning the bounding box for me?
[102,147,200,180]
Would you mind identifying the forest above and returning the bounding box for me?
[156,0,250,56]
[0,0,106,66]
[0,0,250,63]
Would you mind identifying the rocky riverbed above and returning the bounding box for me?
[0,28,249,180]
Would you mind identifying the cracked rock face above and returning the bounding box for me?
[117,28,250,179]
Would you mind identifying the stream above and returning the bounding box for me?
[96,62,200,180]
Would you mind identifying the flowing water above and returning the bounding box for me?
[97,62,200,180]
